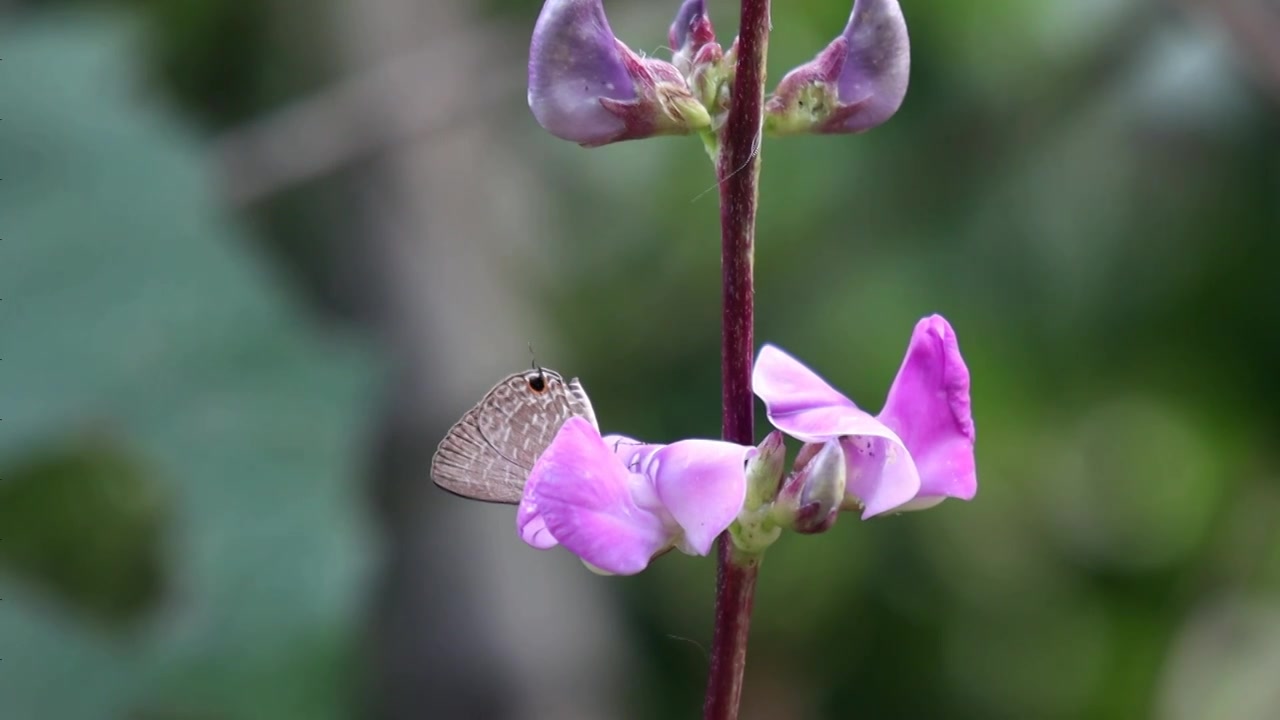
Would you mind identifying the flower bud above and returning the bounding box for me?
[744,430,786,511]
[775,440,847,534]
[764,0,909,136]
[668,0,727,118]
[727,431,787,554]
[528,0,711,147]
[669,0,717,73]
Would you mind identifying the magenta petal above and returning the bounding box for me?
[529,417,671,575]
[528,0,635,145]
[518,511,558,549]
[646,440,754,556]
[753,344,923,517]
[876,315,977,503]
[604,434,666,473]
[840,435,922,518]
[518,450,558,549]
[602,433,639,447]
[753,345,857,423]
[752,344,902,445]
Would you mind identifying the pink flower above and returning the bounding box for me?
[752,315,976,518]
[518,417,756,574]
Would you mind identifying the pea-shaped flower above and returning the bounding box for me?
[765,0,910,135]
[518,417,756,574]
[528,0,712,146]
[752,315,976,517]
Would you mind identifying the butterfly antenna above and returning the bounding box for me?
[526,343,550,387]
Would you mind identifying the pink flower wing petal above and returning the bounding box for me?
[604,434,666,473]
[517,510,559,549]
[840,435,922,518]
[753,344,858,420]
[753,343,924,517]
[648,440,754,556]
[518,440,557,549]
[753,344,909,444]
[530,417,671,575]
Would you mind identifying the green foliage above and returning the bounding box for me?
[0,11,374,719]
[0,433,168,626]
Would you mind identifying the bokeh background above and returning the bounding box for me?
[3,0,1279,717]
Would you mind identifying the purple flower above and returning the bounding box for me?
[518,416,756,574]
[752,315,976,518]
[764,0,910,135]
[528,0,711,147]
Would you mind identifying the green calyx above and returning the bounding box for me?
[764,81,839,136]
[729,509,781,555]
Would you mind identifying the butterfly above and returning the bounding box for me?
[430,367,597,503]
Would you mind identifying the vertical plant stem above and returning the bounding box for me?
[706,1,770,719]
[704,544,761,720]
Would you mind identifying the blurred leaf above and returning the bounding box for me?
[0,10,375,720]
[0,432,168,626]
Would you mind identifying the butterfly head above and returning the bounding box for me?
[521,366,563,395]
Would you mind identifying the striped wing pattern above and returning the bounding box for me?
[431,369,597,504]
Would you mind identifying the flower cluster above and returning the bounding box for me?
[521,315,976,574]
[527,0,911,146]
[517,0,965,576]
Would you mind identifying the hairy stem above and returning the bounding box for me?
[705,546,761,720]
[705,0,770,718]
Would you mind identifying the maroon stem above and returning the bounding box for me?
[705,1,770,718]
[704,545,761,720]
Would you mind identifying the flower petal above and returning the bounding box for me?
[752,344,901,444]
[753,344,856,419]
[527,417,671,574]
[840,435,922,518]
[754,344,922,517]
[876,315,977,503]
[828,0,911,133]
[604,433,665,472]
[517,455,558,548]
[528,0,635,145]
[645,440,755,556]
[517,510,559,549]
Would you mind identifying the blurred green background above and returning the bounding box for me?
[2,0,1279,718]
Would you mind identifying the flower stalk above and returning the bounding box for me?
[523,1,939,716]
[706,0,771,717]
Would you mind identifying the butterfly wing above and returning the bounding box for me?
[565,376,598,432]
[431,370,596,504]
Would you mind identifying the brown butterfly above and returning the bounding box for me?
[430,368,597,503]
